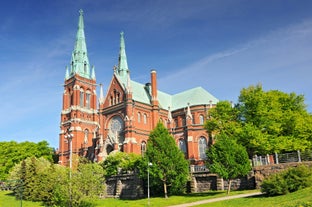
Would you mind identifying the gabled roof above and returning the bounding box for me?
[125,79,218,111]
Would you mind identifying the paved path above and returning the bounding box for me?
[167,192,263,207]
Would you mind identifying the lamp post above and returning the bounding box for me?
[147,162,152,206]
[65,132,74,172]
[64,131,73,207]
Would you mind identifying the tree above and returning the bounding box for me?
[206,85,312,156]
[101,152,141,177]
[206,134,251,194]
[237,85,312,154]
[0,140,54,179]
[142,122,189,198]
[9,157,105,206]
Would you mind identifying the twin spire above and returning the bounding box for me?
[66,10,131,93]
[66,9,95,80]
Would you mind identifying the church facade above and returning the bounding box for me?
[58,10,218,166]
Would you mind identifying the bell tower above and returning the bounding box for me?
[59,10,99,166]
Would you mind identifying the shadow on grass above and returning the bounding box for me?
[118,191,224,201]
[2,191,15,197]
[181,191,224,198]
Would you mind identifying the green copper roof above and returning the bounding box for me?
[126,79,218,111]
[117,32,129,77]
[66,9,94,80]
[113,32,218,111]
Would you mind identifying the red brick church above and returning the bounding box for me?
[58,10,218,166]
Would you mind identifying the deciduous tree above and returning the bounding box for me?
[206,134,251,194]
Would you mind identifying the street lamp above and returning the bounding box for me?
[64,131,73,207]
[147,162,153,206]
[64,132,74,171]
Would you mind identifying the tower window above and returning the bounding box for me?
[86,92,91,109]
[80,90,84,107]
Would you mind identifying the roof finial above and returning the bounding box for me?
[186,103,193,120]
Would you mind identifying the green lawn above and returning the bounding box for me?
[0,191,42,207]
[196,187,312,207]
[0,188,311,207]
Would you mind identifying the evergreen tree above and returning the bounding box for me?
[143,122,189,198]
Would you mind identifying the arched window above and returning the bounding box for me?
[138,112,141,123]
[199,115,204,125]
[84,129,89,144]
[80,89,84,107]
[179,139,187,156]
[116,93,120,103]
[86,91,91,109]
[110,96,113,106]
[141,141,146,155]
[199,137,207,160]
[143,114,147,124]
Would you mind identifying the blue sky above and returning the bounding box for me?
[1,0,312,148]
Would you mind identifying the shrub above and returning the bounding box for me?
[261,165,312,196]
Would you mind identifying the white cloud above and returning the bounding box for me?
[158,18,312,110]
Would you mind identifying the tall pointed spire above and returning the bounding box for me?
[117,31,129,77]
[66,9,94,80]
[99,84,104,105]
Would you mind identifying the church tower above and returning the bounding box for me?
[59,10,99,166]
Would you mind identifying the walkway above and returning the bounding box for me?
[167,192,263,207]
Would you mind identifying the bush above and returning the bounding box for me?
[101,152,141,177]
[261,165,312,196]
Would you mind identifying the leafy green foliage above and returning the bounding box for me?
[0,140,54,180]
[261,165,312,196]
[8,157,105,206]
[206,134,251,194]
[140,122,189,198]
[206,85,312,156]
[101,152,141,177]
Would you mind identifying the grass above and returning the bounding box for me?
[0,188,311,207]
[196,187,312,207]
[0,191,42,207]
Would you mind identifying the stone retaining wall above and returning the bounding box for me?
[106,173,144,199]
[253,161,312,188]
[105,161,312,198]
[188,172,255,193]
